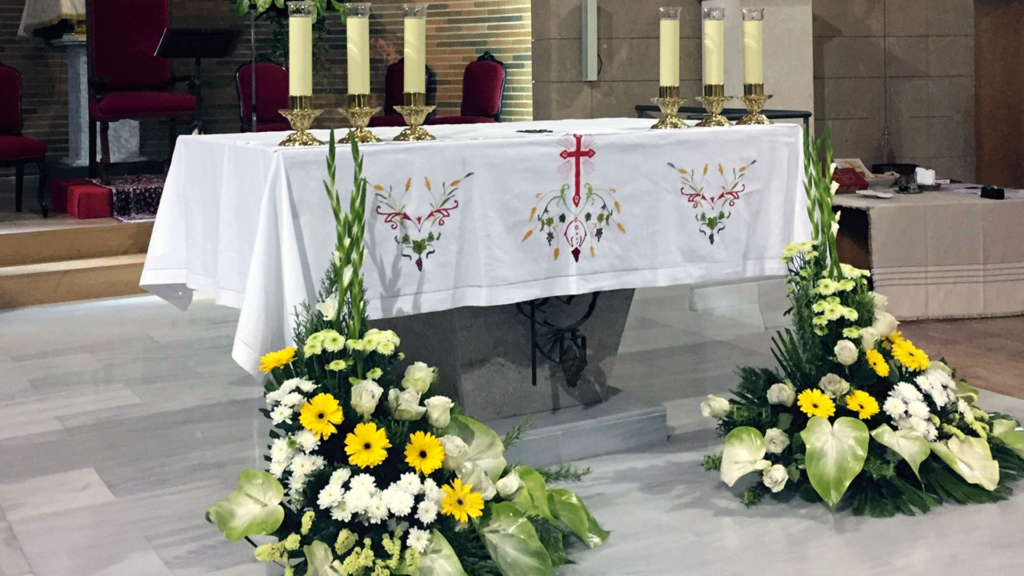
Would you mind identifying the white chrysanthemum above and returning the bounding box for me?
[279,392,306,409]
[350,474,377,493]
[293,429,321,453]
[907,400,931,420]
[330,468,352,487]
[269,461,288,479]
[265,388,287,407]
[893,416,912,431]
[270,405,294,425]
[923,422,939,442]
[270,438,295,463]
[883,396,907,419]
[331,501,353,522]
[396,473,423,495]
[290,454,325,477]
[909,417,929,434]
[287,487,305,507]
[382,487,415,517]
[893,382,924,403]
[416,499,439,524]
[422,478,444,504]
[366,498,389,524]
[344,488,373,515]
[279,379,301,394]
[318,484,344,510]
[958,399,975,424]
[407,527,431,553]
[295,379,318,393]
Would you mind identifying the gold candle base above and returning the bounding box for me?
[394,92,436,142]
[651,86,688,130]
[339,94,382,144]
[279,96,324,146]
[737,84,773,125]
[695,85,733,127]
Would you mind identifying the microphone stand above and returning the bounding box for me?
[250,4,258,132]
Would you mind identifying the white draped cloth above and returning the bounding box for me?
[18,0,84,37]
[140,119,809,375]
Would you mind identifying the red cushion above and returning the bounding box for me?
[0,65,21,135]
[425,116,497,125]
[368,115,408,128]
[0,136,47,162]
[237,63,290,125]
[68,184,113,219]
[248,121,293,133]
[50,178,94,213]
[90,0,170,89]
[461,60,505,117]
[90,92,196,120]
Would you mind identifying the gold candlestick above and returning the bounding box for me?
[394,92,436,142]
[737,83,773,125]
[279,95,325,147]
[340,94,382,144]
[651,86,687,130]
[695,84,732,127]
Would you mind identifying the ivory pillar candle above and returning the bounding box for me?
[403,4,428,94]
[743,8,765,85]
[346,3,371,95]
[702,7,725,86]
[659,7,681,87]
[287,1,314,97]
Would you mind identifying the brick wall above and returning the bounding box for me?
[0,0,532,163]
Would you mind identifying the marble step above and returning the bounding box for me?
[487,388,669,468]
[0,218,153,267]
[0,254,147,309]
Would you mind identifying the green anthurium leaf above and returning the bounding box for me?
[777,412,793,432]
[991,419,1024,460]
[510,467,555,522]
[930,436,1000,491]
[233,0,250,16]
[547,488,609,548]
[414,530,469,576]
[305,540,344,576]
[720,427,768,487]
[956,380,980,405]
[442,415,507,481]
[871,424,930,480]
[256,0,274,13]
[207,469,285,542]
[801,417,869,510]
[479,502,555,576]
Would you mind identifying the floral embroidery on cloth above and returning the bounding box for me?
[668,160,755,245]
[374,173,473,271]
[523,134,624,262]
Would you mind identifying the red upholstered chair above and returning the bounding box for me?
[236,61,291,132]
[368,59,437,128]
[427,52,506,126]
[0,62,48,216]
[86,0,195,179]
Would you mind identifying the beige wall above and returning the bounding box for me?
[813,0,975,181]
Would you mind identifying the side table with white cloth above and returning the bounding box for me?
[141,118,809,463]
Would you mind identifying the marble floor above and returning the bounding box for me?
[1,285,1023,576]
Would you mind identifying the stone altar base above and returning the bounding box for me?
[374,289,668,464]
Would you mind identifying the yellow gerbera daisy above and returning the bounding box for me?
[441,478,485,523]
[891,339,930,372]
[865,349,890,377]
[345,422,391,469]
[259,347,296,373]
[883,331,904,349]
[845,390,880,420]
[405,431,445,475]
[797,388,836,419]
[299,393,344,440]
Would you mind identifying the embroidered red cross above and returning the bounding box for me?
[560,134,596,207]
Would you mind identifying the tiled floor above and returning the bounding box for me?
[0,285,1023,575]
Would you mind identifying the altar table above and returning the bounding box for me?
[140,118,809,377]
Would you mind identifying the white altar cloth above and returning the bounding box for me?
[140,119,809,375]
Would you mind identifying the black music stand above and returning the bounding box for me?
[156,28,242,134]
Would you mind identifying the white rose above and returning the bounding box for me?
[766,381,796,407]
[834,339,858,366]
[870,291,888,312]
[871,311,899,338]
[700,395,730,419]
[351,379,383,419]
[424,396,455,429]
[764,428,790,454]
[495,470,525,499]
[762,464,789,493]
[439,435,469,471]
[315,293,339,321]
[818,373,850,399]
[457,462,496,501]
[388,388,426,421]
[859,327,880,350]
[402,362,436,395]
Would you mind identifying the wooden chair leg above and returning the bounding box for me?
[100,120,111,183]
[15,163,24,212]
[89,116,98,179]
[36,157,49,218]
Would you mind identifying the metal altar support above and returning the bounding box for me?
[517,293,601,388]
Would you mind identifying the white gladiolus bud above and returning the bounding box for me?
[830,180,840,196]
